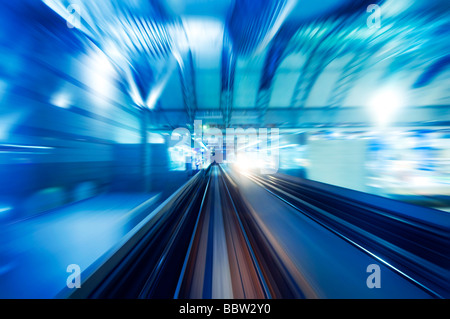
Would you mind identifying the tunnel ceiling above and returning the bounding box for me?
[41,0,450,130]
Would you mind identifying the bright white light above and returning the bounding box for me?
[92,54,114,88]
[0,144,54,150]
[130,84,144,107]
[148,133,165,144]
[180,18,223,68]
[42,0,80,28]
[411,175,432,186]
[84,50,116,106]
[169,25,190,53]
[368,87,404,126]
[235,153,259,173]
[50,91,71,109]
[146,66,174,109]
[146,87,162,110]
[103,39,125,63]
[236,156,251,172]
[182,18,223,49]
[0,206,12,213]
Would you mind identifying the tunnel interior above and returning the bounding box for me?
[0,0,449,299]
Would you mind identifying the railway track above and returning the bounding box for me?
[241,171,449,298]
[64,165,448,299]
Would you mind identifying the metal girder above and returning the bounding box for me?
[288,17,352,108]
[227,0,289,57]
[224,0,294,125]
[289,54,332,108]
[326,54,369,108]
[256,25,298,117]
[152,105,450,129]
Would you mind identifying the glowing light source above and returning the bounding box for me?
[0,144,54,150]
[50,92,71,109]
[368,87,404,126]
[236,155,252,172]
[182,18,224,51]
[0,206,12,213]
[83,50,116,107]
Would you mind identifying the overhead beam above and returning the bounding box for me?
[255,25,297,117]
[151,105,450,129]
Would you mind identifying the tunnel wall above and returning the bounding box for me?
[0,3,188,220]
[306,139,369,193]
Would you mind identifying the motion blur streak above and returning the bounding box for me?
[0,0,449,299]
